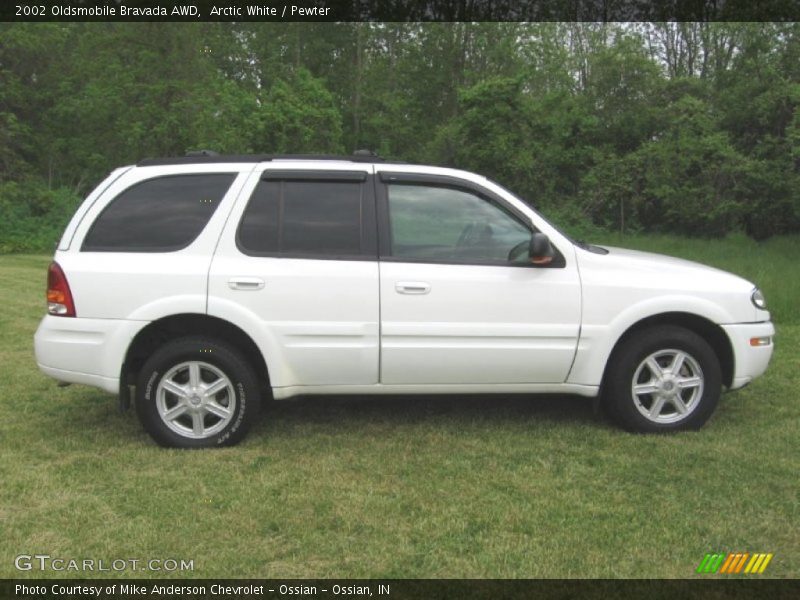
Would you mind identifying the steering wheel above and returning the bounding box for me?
[507,240,529,262]
[456,222,478,247]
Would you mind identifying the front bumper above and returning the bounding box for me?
[721,321,776,389]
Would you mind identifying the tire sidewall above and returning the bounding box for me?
[606,327,722,433]
[136,338,259,447]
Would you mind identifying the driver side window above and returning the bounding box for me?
[387,183,531,263]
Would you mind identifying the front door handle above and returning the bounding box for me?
[228,277,265,291]
[395,281,431,295]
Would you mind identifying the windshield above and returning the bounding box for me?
[486,178,597,250]
[486,178,610,255]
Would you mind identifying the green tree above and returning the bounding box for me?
[255,68,343,153]
[584,95,752,237]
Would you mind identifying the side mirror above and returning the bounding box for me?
[529,232,554,265]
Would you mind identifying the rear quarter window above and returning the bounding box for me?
[81,173,235,252]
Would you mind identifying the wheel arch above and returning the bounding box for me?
[600,312,734,391]
[122,314,270,393]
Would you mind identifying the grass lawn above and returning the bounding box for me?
[0,236,798,579]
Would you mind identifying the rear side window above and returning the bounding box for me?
[82,174,235,252]
[238,179,366,257]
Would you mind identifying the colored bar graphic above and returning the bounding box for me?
[696,554,709,573]
[710,554,726,573]
[758,553,773,573]
[734,553,750,573]
[696,554,711,573]
[745,554,760,573]
[719,553,736,574]
[699,552,774,575]
[697,553,726,573]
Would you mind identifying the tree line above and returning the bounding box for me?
[0,22,798,251]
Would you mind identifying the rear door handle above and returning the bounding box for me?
[228,277,265,291]
[395,281,431,295]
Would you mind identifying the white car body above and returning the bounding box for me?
[34,157,775,433]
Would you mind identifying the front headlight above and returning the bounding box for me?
[751,288,767,310]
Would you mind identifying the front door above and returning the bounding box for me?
[377,176,581,385]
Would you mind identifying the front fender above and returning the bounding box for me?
[567,294,735,386]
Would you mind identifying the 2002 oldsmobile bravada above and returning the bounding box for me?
[34,151,775,447]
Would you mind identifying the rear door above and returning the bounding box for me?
[208,163,380,389]
[376,172,581,385]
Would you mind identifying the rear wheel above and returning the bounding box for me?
[604,326,722,433]
[135,336,260,447]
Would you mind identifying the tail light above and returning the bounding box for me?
[47,262,76,317]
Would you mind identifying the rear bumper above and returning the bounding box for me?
[34,315,145,395]
[37,365,119,394]
[721,321,775,390]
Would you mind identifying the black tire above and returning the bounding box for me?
[603,325,722,433]
[135,336,261,447]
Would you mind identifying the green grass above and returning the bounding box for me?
[0,236,798,579]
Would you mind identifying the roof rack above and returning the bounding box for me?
[137,150,395,167]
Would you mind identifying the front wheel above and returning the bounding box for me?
[135,336,261,447]
[603,326,722,433]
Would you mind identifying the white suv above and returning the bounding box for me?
[34,153,775,446]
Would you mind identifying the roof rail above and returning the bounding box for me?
[137,150,394,167]
[185,149,219,157]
